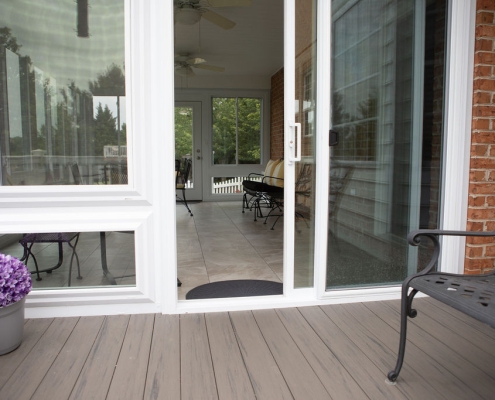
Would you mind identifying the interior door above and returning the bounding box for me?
[175,101,202,201]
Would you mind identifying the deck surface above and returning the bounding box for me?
[1,298,495,399]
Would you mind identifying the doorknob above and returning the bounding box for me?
[197,156,201,160]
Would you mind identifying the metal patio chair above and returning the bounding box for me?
[19,232,82,286]
[176,158,193,217]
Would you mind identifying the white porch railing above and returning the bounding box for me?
[212,176,261,194]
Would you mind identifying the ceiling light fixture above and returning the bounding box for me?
[175,8,202,25]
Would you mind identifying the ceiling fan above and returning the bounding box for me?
[174,54,225,76]
[174,0,251,30]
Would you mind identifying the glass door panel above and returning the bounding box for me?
[175,102,202,201]
[293,0,317,288]
[326,0,447,289]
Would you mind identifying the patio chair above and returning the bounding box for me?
[176,158,193,216]
[242,158,284,222]
[71,163,101,185]
[19,232,82,286]
[328,161,354,251]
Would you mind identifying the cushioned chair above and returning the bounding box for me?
[176,158,193,216]
[242,159,284,221]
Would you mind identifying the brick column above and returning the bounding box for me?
[270,68,284,160]
[467,0,495,273]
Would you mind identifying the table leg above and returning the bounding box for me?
[100,232,117,285]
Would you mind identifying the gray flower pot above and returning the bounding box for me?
[0,297,26,355]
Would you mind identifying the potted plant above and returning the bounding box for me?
[0,253,32,355]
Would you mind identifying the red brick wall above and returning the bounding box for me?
[270,68,284,160]
[466,0,495,273]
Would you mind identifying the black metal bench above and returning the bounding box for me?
[387,229,495,383]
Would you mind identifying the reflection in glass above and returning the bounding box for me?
[0,1,126,186]
[327,0,446,288]
[0,231,135,289]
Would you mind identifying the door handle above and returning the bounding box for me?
[329,130,339,146]
[288,121,301,163]
[197,156,201,160]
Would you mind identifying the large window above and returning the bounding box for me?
[212,97,261,165]
[0,0,126,186]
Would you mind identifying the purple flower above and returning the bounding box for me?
[0,253,32,308]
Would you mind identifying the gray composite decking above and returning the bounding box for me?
[1,298,495,399]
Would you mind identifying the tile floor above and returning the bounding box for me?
[177,201,286,300]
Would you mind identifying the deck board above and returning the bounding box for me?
[276,307,368,400]
[351,302,473,400]
[1,317,79,400]
[0,318,53,388]
[31,316,105,400]
[205,312,256,400]
[373,300,495,399]
[143,314,181,400]
[299,305,406,400]
[230,310,293,400]
[180,313,218,400]
[107,314,155,400]
[1,299,495,400]
[68,315,130,400]
[253,309,331,399]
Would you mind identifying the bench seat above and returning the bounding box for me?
[387,229,495,384]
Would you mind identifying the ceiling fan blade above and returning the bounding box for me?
[187,57,206,65]
[175,65,195,76]
[207,0,251,7]
[193,64,225,72]
[201,9,236,30]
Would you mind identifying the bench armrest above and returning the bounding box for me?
[261,175,284,184]
[246,173,264,179]
[407,229,495,277]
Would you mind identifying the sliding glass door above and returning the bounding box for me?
[325,0,447,289]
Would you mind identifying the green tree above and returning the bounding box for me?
[89,63,125,96]
[0,27,21,54]
[175,107,193,160]
[211,97,261,165]
[237,98,260,164]
[212,98,237,164]
[92,103,119,156]
[89,64,126,154]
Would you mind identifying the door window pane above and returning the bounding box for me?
[212,97,261,165]
[0,1,126,186]
[327,0,447,288]
[175,106,194,188]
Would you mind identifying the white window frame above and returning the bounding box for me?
[0,0,475,317]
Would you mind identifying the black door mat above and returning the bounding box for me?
[186,279,283,299]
